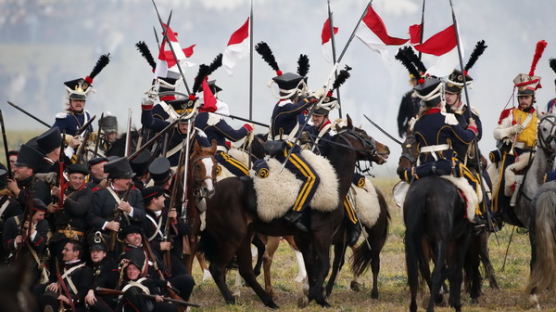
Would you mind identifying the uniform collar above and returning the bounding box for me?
[422,107,442,116]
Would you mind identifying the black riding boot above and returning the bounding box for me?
[284,210,308,232]
[348,222,361,246]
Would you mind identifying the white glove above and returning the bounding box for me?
[510,124,524,135]
[141,97,154,108]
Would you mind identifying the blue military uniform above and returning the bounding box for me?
[53,110,93,136]
[195,111,250,177]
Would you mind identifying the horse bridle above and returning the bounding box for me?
[538,115,556,154]
[189,152,217,199]
[336,128,380,160]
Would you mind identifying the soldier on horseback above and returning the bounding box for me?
[492,41,546,209]
[255,42,320,232]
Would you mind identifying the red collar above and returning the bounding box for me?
[318,119,331,131]
[422,108,441,116]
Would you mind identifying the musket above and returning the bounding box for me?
[211,111,269,128]
[75,115,97,136]
[6,101,51,128]
[0,110,11,177]
[363,114,403,145]
[180,121,193,256]
[95,287,200,308]
[14,189,34,261]
[327,0,342,117]
[93,113,104,158]
[448,0,496,231]
[59,132,67,204]
[418,0,426,60]
[72,115,97,164]
[108,187,132,252]
[337,0,374,62]
[56,259,77,312]
[151,1,192,95]
[124,109,132,157]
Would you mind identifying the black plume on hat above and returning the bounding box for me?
[401,46,427,73]
[297,54,310,77]
[464,40,487,72]
[395,48,421,82]
[86,54,110,84]
[192,64,211,94]
[207,53,223,76]
[332,65,352,91]
[255,42,282,75]
[136,41,157,71]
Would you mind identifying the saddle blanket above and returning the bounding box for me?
[216,148,250,181]
[253,150,339,222]
[350,178,381,228]
[393,176,480,221]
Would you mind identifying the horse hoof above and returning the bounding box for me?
[297,296,309,308]
[470,297,479,305]
[265,301,279,309]
[225,297,237,305]
[370,289,379,299]
[350,281,361,292]
[295,275,306,283]
[317,300,331,308]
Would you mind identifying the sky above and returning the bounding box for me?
[1,0,555,174]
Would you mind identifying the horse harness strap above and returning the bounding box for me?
[62,263,86,295]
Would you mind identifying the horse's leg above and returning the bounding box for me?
[263,236,281,298]
[325,232,347,298]
[465,236,482,304]
[405,233,421,312]
[428,241,447,312]
[285,236,307,283]
[237,233,279,309]
[478,232,499,290]
[448,234,470,312]
[252,234,265,276]
[196,253,212,281]
[308,231,333,307]
[208,251,238,304]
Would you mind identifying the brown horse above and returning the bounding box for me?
[178,140,218,274]
[200,117,387,308]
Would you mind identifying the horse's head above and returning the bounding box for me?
[335,115,390,164]
[190,140,218,199]
[399,132,418,169]
[538,114,556,155]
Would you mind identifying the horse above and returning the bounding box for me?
[516,114,556,309]
[200,116,386,308]
[398,133,499,303]
[0,256,36,312]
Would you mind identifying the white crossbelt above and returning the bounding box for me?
[62,263,86,295]
[419,144,450,162]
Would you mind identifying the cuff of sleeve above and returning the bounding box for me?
[467,125,478,135]
[142,104,154,111]
[128,207,134,218]
[101,221,108,231]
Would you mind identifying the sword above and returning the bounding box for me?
[362,114,402,145]
[0,110,11,177]
[6,101,51,128]
[211,111,269,128]
[327,0,342,117]
[93,113,104,158]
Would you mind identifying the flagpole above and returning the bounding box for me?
[327,0,342,118]
[418,0,426,60]
[249,0,254,121]
[338,0,373,62]
[448,0,496,231]
[151,1,192,95]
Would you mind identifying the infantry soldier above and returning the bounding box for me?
[87,157,109,190]
[0,169,23,260]
[7,144,52,206]
[85,234,119,312]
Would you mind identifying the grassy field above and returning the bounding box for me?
[187,179,556,312]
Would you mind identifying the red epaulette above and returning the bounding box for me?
[497,108,513,125]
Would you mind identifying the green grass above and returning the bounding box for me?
[187,179,556,311]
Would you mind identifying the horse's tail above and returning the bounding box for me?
[351,189,391,277]
[528,182,556,293]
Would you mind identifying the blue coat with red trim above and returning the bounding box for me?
[270,99,313,138]
[413,108,477,164]
[53,110,93,136]
[195,112,249,147]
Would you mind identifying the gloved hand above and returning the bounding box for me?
[141,97,154,110]
[510,124,524,135]
[242,123,254,132]
[299,131,311,144]
[311,87,326,99]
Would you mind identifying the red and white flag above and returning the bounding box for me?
[223,17,250,75]
[412,24,459,77]
[321,17,339,63]
[355,6,408,59]
[155,24,195,78]
[200,78,217,113]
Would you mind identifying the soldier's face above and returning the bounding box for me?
[69,99,85,112]
[113,178,131,190]
[90,162,107,180]
[126,264,141,280]
[90,249,106,263]
[445,92,460,107]
[46,148,60,162]
[62,243,79,262]
[178,122,189,134]
[311,115,327,128]
[68,173,85,190]
[13,165,33,180]
[106,132,118,143]
[32,210,45,223]
[8,155,17,169]
[125,233,142,247]
[148,194,165,211]
[518,95,533,110]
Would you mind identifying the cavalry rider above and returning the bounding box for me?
[409,77,482,222]
[141,97,212,167]
[397,74,421,138]
[97,113,119,155]
[54,54,110,160]
[195,79,253,177]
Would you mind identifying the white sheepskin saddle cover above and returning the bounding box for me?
[215,148,250,182]
[440,175,481,221]
[350,178,381,228]
[253,150,339,222]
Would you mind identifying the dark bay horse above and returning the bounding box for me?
[200,117,383,308]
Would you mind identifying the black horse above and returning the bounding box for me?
[200,117,387,308]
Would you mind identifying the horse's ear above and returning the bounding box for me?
[193,139,201,152]
[346,114,353,129]
[210,139,217,154]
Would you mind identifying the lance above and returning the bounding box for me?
[249,0,254,121]
[211,111,269,128]
[418,0,426,60]
[93,113,104,158]
[448,0,496,231]
[0,110,11,177]
[327,0,343,118]
[151,1,192,95]
[124,109,132,157]
[337,0,373,63]
[363,114,402,145]
[6,101,51,128]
